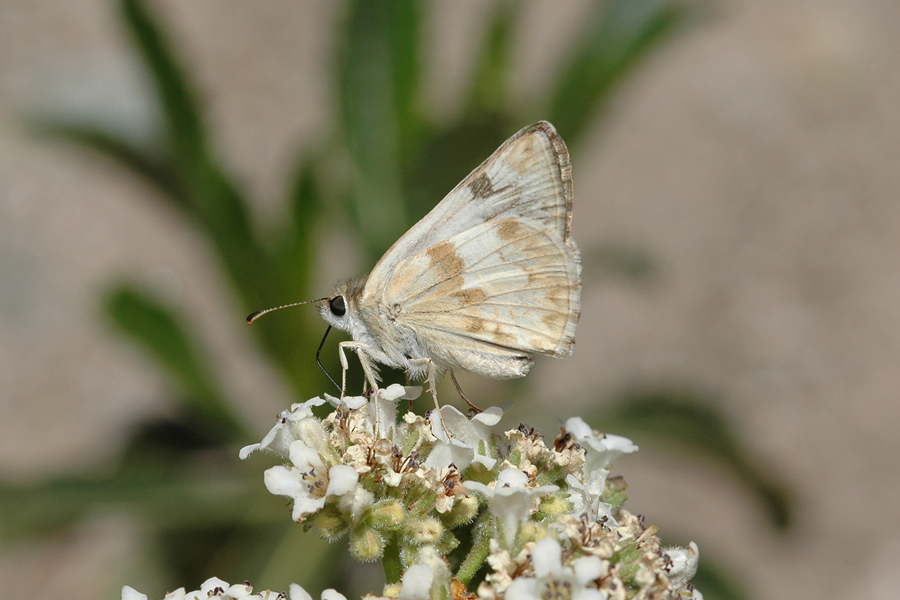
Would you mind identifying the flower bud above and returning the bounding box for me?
[367,500,406,531]
[313,504,349,540]
[350,525,385,562]
[411,518,443,545]
[538,494,571,520]
[441,496,479,529]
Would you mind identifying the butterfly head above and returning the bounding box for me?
[317,278,366,334]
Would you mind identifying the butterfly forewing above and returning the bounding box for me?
[362,121,576,294]
[359,121,581,378]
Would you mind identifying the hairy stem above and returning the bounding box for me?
[382,534,402,584]
[455,511,493,585]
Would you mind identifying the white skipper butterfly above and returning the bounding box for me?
[250,121,581,433]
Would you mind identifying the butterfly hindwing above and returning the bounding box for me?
[383,217,579,375]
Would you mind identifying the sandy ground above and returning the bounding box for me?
[2,1,899,598]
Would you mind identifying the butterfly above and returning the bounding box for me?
[250,121,581,431]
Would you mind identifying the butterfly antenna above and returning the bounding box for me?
[316,325,342,393]
[246,298,329,324]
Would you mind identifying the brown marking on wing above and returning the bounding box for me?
[489,322,516,346]
[469,173,494,199]
[452,288,488,306]
[497,219,522,241]
[426,241,465,278]
[541,311,564,332]
[545,286,570,310]
[465,315,486,333]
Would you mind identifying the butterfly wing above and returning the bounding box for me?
[361,121,581,378]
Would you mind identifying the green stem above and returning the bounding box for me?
[455,512,493,585]
[382,534,402,584]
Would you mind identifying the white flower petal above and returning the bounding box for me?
[496,467,529,489]
[471,453,497,469]
[573,555,604,584]
[264,465,305,497]
[239,443,261,460]
[472,405,503,426]
[289,396,327,417]
[288,441,325,470]
[531,537,563,578]
[401,386,423,400]
[424,436,474,471]
[326,465,359,497]
[380,384,408,402]
[564,417,638,472]
[603,433,639,454]
[226,582,253,597]
[264,465,327,520]
[468,468,558,547]
[288,584,313,600]
[503,578,538,600]
[563,416,593,440]
[320,590,348,600]
[122,586,148,600]
[666,541,700,586]
[339,485,375,521]
[398,564,434,600]
[341,395,368,410]
[200,577,230,595]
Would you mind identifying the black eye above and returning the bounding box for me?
[329,296,346,317]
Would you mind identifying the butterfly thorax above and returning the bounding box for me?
[318,277,434,379]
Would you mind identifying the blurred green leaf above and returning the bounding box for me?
[402,115,513,227]
[272,155,321,296]
[0,463,262,540]
[106,286,245,440]
[28,120,186,207]
[548,0,687,145]
[464,0,520,116]
[121,0,205,168]
[692,558,749,600]
[121,0,263,309]
[252,526,341,593]
[583,241,657,282]
[339,0,422,260]
[589,388,793,530]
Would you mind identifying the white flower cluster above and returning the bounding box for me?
[122,577,351,600]
[235,386,702,600]
[124,387,701,600]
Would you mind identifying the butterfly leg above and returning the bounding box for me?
[450,370,482,414]
[408,357,450,441]
[338,341,381,396]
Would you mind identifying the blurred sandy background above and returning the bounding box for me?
[2,0,899,599]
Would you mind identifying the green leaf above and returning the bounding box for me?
[464,0,520,116]
[252,527,340,593]
[29,120,186,207]
[0,465,264,540]
[105,285,245,439]
[271,154,321,296]
[339,0,422,260]
[692,558,749,600]
[120,0,205,168]
[119,0,263,312]
[548,0,688,146]
[401,115,512,227]
[588,388,793,530]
